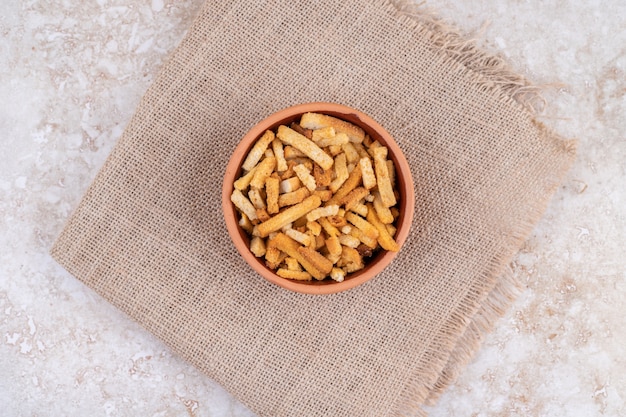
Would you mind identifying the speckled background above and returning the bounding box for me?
[1,0,624,416]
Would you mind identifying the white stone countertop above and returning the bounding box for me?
[1,0,624,416]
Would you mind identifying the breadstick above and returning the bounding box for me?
[268,233,325,279]
[366,204,400,251]
[256,195,322,238]
[372,147,396,207]
[242,130,275,171]
[300,112,365,143]
[276,125,334,170]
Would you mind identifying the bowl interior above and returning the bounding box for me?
[222,103,414,294]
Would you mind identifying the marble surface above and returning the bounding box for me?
[1,0,624,416]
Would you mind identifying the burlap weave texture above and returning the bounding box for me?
[51,1,576,416]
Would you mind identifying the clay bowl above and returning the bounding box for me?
[222,102,414,295]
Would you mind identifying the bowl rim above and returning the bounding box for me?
[221,102,414,295]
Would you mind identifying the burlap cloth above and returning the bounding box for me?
[51,1,576,416]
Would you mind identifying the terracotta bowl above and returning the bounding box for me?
[222,102,414,295]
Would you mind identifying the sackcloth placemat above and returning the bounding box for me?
[51,1,577,416]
